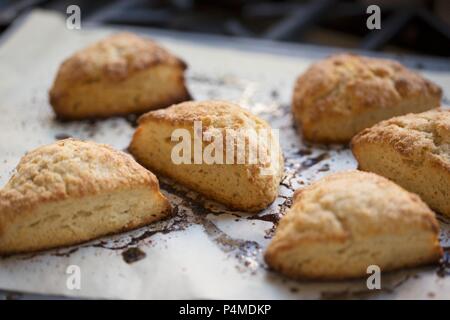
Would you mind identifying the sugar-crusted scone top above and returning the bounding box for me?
[273,171,439,246]
[353,108,450,167]
[139,100,269,130]
[293,53,442,120]
[51,32,186,86]
[0,139,158,214]
[140,100,283,171]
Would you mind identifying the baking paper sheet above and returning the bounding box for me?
[0,10,449,299]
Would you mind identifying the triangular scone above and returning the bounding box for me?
[0,139,171,254]
[49,32,191,119]
[129,100,284,212]
[292,54,442,143]
[265,170,442,280]
[352,108,450,217]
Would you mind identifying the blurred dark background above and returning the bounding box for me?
[0,0,449,57]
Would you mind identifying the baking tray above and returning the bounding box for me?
[0,10,449,300]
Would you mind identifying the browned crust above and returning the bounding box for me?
[50,32,187,86]
[130,100,284,212]
[134,100,278,174]
[0,139,167,223]
[137,100,268,128]
[49,32,191,120]
[351,108,450,170]
[292,53,442,142]
[351,108,450,216]
[264,170,442,280]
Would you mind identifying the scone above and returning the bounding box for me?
[129,100,284,212]
[352,108,450,217]
[49,32,191,119]
[265,170,442,280]
[0,139,171,254]
[292,53,442,143]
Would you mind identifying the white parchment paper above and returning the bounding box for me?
[0,10,449,299]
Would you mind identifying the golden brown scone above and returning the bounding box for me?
[0,139,171,254]
[352,108,450,217]
[129,100,284,212]
[292,53,442,143]
[265,170,442,280]
[49,32,191,119]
